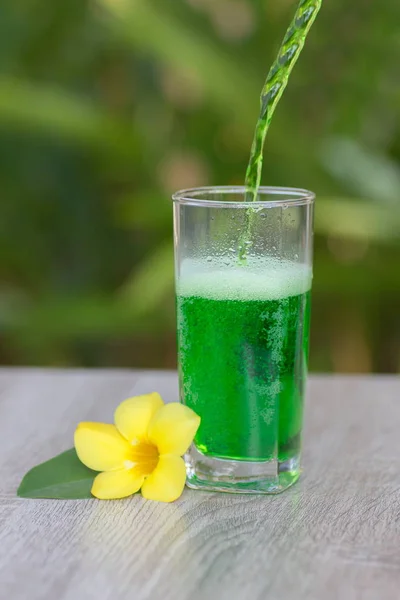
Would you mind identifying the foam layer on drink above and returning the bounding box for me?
[177,257,312,301]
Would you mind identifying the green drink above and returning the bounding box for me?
[172,0,320,493]
[173,1,320,493]
[173,187,314,493]
[177,258,311,465]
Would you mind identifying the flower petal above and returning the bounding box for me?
[91,469,144,500]
[141,455,186,503]
[114,393,164,442]
[148,403,201,456]
[74,422,131,471]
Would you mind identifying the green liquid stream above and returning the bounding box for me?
[239,0,322,261]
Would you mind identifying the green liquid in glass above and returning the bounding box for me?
[177,262,311,463]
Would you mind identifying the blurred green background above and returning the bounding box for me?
[0,0,399,372]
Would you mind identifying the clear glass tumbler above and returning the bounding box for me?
[173,187,314,493]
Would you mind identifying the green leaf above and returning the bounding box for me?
[99,0,258,125]
[315,197,400,243]
[0,77,140,160]
[17,448,97,499]
[320,137,400,204]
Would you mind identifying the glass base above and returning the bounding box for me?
[185,446,300,494]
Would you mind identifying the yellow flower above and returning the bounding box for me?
[74,393,200,503]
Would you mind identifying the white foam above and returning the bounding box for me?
[177,257,312,301]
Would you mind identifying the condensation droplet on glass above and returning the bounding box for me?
[211,216,215,221]
[294,253,299,259]
[206,256,212,262]
[282,203,288,210]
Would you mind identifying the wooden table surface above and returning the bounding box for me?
[1,369,400,600]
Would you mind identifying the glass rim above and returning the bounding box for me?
[172,186,315,208]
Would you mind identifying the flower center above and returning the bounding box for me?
[124,440,159,476]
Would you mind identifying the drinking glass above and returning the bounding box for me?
[173,186,314,493]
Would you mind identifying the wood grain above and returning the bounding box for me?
[1,369,400,600]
